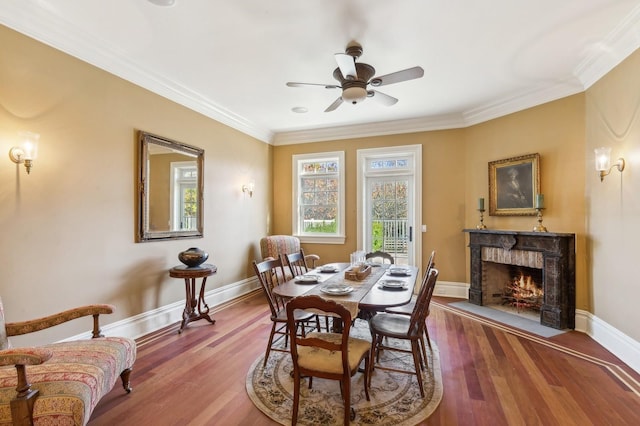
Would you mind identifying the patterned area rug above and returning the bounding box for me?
[246,320,443,425]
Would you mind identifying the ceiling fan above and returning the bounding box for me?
[286,41,424,112]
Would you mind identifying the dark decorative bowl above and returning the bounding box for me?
[178,247,209,267]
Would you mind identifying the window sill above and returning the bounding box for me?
[296,235,345,245]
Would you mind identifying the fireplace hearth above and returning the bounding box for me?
[464,229,575,329]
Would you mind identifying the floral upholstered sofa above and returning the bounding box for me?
[0,298,136,425]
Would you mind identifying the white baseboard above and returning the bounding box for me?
[64,276,261,342]
[574,309,640,374]
[433,280,469,299]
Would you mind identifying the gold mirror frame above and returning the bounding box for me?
[136,131,204,242]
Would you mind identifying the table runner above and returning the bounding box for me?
[304,265,388,318]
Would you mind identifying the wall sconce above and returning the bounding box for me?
[9,132,40,174]
[242,181,254,197]
[594,147,625,182]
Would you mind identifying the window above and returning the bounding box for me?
[171,162,198,231]
[292,151,345,244]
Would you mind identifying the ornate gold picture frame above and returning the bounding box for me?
[489,153,540,216]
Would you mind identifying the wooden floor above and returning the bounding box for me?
[89,292,640,425]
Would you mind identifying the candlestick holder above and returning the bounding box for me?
[476,209,487,229]
[533,208,548,232]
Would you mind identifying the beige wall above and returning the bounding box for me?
[273,131,468,283]
[464,95,588,310]
[586,48,640,341]
[0,25,271,345]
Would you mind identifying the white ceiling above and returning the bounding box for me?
[1,1,639,144]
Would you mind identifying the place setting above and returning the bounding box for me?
[319,283,354,295]
[386,266,412,277]
[294,274,322,284]
[378,279,410,291]
[316,264,341,273]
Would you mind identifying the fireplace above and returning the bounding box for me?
[464,229,575,329]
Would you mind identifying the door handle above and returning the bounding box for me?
[409,226,413,242]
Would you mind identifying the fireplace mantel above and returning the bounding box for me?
[464,229,576,329]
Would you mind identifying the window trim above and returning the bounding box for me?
[292,151,345,244]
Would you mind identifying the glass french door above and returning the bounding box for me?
[366,177,411,265]
[357,145,421,268]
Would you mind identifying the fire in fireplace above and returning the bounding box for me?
[502,268,543,313]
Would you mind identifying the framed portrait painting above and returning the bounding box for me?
[489,153,540,216]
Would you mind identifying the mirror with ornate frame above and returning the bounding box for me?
[136,131,204,242]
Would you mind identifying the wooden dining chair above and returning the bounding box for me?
[385,250,436,348]
[283,248,310,278]
[365,250,394,264]
[286,295,371,426]
[252,258,319,367]
[284,250,331,332]
[368,268,439,397]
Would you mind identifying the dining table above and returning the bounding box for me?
[272,262,419,320]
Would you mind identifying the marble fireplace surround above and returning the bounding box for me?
[464,229,576,330]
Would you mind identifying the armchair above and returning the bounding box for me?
[259,235,320,272]
[0,298,136,425]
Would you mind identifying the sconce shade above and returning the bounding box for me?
[242,181,255,197]
[9,131,39,174]
[594,147,611,171]
[594,146,625,182]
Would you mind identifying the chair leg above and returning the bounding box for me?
[410,340,425,397]
[342,377,351,426]
[263,323,277,367]
[424,322,432,349]
[363,355,370,401]
[291,370,301,426]
[368,334,377,388]
[120,368,133,393]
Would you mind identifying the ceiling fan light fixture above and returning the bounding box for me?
[342,86,367,104]
[147,0,176,6]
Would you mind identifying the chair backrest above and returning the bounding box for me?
[284,249,309,277]
[260,235,301,261]
[365,250,394,264]
[409,268,439,335]
[286,295,352,373]
[425,250,436,272]
[252,258,287,317]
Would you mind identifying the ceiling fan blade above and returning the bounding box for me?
[370,66,424,87]
[286,82,340,89]
[371,90,398,106]
[324,97,344,112]
[334,53,358,80]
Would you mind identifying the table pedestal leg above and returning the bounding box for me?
[179,277,216,333]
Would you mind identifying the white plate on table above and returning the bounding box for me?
[388,267,411,276]
[319,265,339,273]
[379,279,408,290]
[320,284,353,295]
[294,274,320,284]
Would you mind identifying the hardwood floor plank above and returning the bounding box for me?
[88,294,640,425]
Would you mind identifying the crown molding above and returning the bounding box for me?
[462,78,585,126]
[272,113,466,145]
[574,3,640,89]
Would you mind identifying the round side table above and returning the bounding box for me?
[169,264,217,333]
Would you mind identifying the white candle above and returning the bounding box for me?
[478,198,485,210]
[535,194,544,209]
